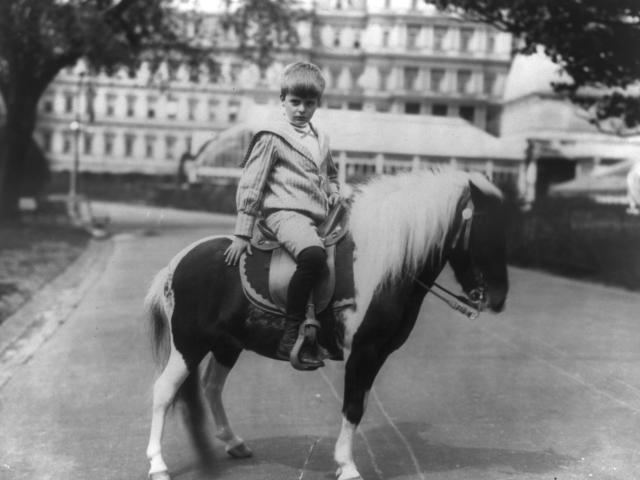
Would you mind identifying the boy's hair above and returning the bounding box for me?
[280,62,326,101]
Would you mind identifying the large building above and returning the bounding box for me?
[33,0,514,176]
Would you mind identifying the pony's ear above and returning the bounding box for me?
[468,180,486,207]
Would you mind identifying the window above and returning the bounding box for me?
[347,102,363,111]
[165,135,176,160]
[350,68,361,90]
[405,102,420,114]
[486,32,496,53]
[434,26,447,51]
[147,96,157,119]
[145,135,156,158]
[64,92,74,114]
[126,95,136,117]
[460,28,474,53]
[228,99,241,122]
[208,98,220,121]
[230,63,242,83]
[432,104,448,116]
[327,101,343,109]
[42,130,53,152]
[403,66,419,91]
[42,97,54,114]
[188,65,200,83]
[353,32,361,49]
[457,70,472,94]
[83,132,93,155]
[382,29,390,47]
[384,0,391,8]
[406,25,420,49]
[104,132,115,156]
[185,136,192,153]
[168,61,179,81]
[484,72,496,95]
[62,133,72,154]
[459,105,475,122]
[376,102,391,113]
[378,68,390,91]
[188,98,198,121]
[166,95,178,120]
[333,28,341,47]
[124,133,135,157]
[330,68,341,89]
[106,94,116,117]
[430,69,445,92]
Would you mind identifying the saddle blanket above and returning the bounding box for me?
[239,235,355,316]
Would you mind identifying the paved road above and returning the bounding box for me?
[1,203,640,480]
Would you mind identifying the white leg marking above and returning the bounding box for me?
[146,347,189,476]
[335,417,361,480]
[319,368,383,479]
[202,356,252,458]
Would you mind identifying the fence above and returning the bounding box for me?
[190,151,522,192]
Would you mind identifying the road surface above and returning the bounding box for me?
[1,203,639,480]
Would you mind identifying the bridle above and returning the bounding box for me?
[416,195,486,320]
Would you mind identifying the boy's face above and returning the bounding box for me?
[282,93,319,127]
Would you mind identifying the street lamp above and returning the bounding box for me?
[68,71,85,222]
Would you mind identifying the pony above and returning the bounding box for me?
[143,168,509,480]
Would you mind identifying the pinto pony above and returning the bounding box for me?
[144,169,509,480]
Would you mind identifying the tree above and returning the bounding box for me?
[0,0,300,221]
[434,0,640,134]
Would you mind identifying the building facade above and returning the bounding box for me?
[34,0,513,176]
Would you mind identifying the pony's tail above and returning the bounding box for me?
[144,266,171,369]
[145,266,216,465]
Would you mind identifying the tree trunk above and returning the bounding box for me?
[0,92,39,222]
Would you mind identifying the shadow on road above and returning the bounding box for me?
[167,421,574,479]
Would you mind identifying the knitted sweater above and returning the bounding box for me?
[234,120,340,238]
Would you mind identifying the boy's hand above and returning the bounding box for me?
[224,236,252,266]
[328,192,341,208]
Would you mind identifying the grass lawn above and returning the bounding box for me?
[0,222,90,325]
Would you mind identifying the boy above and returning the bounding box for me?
[224,62,341,369]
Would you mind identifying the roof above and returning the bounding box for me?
[238,105,519,160]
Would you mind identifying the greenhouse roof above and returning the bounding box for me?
[237,105,521,160]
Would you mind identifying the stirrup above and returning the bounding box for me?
[289,316,324,371]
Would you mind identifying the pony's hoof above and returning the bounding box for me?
[149,470,171,480]
[336,465,363,480]
[226,442,253,459]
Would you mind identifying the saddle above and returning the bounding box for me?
[239,201,355,317]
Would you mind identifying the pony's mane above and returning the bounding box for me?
[348,168,500,298]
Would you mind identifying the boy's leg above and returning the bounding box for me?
[264,211,327,367]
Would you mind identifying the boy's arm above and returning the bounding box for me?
[234,134,276,238]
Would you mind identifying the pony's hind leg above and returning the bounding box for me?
[201,352,253,458]
[146,347,189,480]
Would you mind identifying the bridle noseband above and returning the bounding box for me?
[419,196,487,319]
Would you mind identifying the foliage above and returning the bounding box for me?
[434,0,640,134]
[0,0,300,220]
[223,0,305,77]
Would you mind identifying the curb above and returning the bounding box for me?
[0,237,115,390]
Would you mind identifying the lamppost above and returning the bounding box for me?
[68,72,85,221]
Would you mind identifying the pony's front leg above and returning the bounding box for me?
[201,354,253,459]
[146,348,189,480]
[335,345,387,480]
